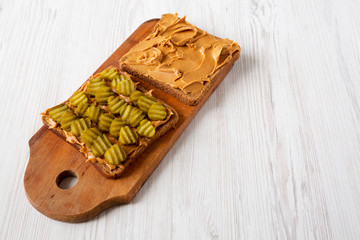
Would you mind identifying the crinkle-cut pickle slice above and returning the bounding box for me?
[86,76,106,96]
[100,67,118,80]
[95,86,114,105]
[137,119,155,138]
[91,134,112,157]
[98,113,115,132]
[48,104,69,123]
[108,96,127,115]
[130,90,145,105]
[148,102,167,121]
[71,118,91,136]
[80,127,102,146]
[117,79,135,96]
[120,74,130,81]
[75,102,90,117]
[129,107,146,127]
[61,110,79,131]
[69,91,88,106]
[138,96,157,113]
[104,144,127,165]
[121,105,133,123]
[119,126,138,145]
[109,118,125,138]
[84,105,102,123]
[111,75,122,89]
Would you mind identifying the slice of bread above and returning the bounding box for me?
[42,70,179,178]
[119,13,241,106]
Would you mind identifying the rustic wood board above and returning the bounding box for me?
[24,19,237,223]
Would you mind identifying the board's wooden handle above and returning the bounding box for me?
[24,127,130,222]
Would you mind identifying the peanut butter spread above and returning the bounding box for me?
[121,13,240,95]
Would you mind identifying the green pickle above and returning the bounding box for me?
[86,76,106,96]
[100,68,118,80]
[61,110,79,131]
[104,144,127,165]
[98,113,115,132]
[69,91,88,106]
[109,118,125,138]
[108,96,127,115]
[80,127,101,146]
[120,74,130,81]
[130,90,145,105]
[117,79,135,96]
[70,118,91,136]
[137,119,155,138]
[138,96,157,113]
[91,134,112,157]
[119,126,138,145]
[75,102,89,117]
[48,104,69,123]
[148,102,167,121]
[121,105,133,123]
[111,75,121,88]
[129,107,145,127]
[95,86,114,105]
[84,105,102,123]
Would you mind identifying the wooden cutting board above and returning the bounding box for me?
[24,19,238,222]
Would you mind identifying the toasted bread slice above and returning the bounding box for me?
[42,68,179,178]
[119,13,241,106]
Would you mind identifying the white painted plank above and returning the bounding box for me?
[0,0,360,239]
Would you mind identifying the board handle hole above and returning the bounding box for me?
[56,170,78,189]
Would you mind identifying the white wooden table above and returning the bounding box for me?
[1,0,360,239]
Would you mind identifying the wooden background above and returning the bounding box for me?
[1,0,360,239]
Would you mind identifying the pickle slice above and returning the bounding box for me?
[75,102,89,117]
[98,113,115,132]
[119,126,138,145]
[84,105,102,123]
[95,86,114,105]
[117,79,135,96]
[104,144,127,165]
[120,74,130,81]
[86,76,106,96]
[137,119,155,138]
[111,75,121,89]
[80,127,101,146]
[48,104,69,123]
[129,107,146,127]
[130,90,145,105]
[148,102,167,121]
[100,67,118,80]
[61,110,79,131]
[108,96,127,115]
[91,134,112,157]
[138,96,157,113]
[69,91,88,106]
[109,118,125,138]
[70,118,91,136]
[121,105,133,123]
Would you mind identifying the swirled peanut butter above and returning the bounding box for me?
[121,13,240,94]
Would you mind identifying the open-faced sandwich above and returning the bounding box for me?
[42,67,179,178]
